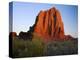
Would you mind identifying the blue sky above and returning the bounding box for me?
[10,2,78,38]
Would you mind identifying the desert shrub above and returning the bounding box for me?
[12,36,45,58]
[46,40,78,55]
[12,37,26,57]
[12,36,78,58]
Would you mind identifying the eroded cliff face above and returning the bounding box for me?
[10,7,74,41]
[32,7,65,41]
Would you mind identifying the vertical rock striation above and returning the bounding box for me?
[31,7,65,41]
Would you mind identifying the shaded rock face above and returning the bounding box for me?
[9,32,17,41]
[32,7,65,40]
[64,35,74,40]
[9,32,17,37]
[19,31,32,40]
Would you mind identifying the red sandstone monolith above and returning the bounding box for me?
[32,7,65,41]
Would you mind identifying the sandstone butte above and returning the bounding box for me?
[31,7,65,41]
[10,7,74,41]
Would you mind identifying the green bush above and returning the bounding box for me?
[12,36,45,58]
[46,40,78,55]
[12,37,78,58]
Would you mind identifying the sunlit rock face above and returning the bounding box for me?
[32,7,65,41]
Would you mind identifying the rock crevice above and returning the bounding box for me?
[31,7,65,40]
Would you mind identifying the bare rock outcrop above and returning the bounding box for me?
[31,7,65,41]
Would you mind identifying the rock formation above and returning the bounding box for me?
[19,31,32,40]
[9,7,74,41]
[9,32,17,37]
[31,7,65,41]
[9,32,17,41]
